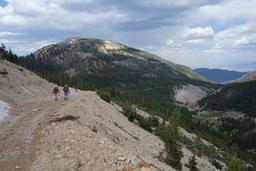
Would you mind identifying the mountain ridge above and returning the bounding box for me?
[231,71,256,83]
[33,37,208,82]
[194,68,246,83]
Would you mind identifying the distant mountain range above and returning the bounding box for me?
[194,68,247,83]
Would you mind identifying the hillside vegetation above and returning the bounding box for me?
[198,81,256,161]
[199,81,256,117]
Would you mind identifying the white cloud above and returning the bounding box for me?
[0,31,21,37]
[13,40,53,54]
[166,39,182,48]
[0,0,127,29]
[0,38,25,44]
[137,0,206,8]
[194,0,256,22]
[214,23,256,48]
[186,39,206,44]
[183,26,214,39]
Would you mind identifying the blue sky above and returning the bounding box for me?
[0,0,256,71]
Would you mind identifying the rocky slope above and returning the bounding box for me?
[0,60,222,171]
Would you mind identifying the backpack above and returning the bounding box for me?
[63,86,69,93]
[53,87,59,94]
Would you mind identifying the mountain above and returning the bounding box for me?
[194,68,246,83]
[231,71,256,83]
[32,37,207,81]
[20,38,216,117]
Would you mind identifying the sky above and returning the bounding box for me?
[0,0,256,71]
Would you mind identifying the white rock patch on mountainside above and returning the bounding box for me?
[173,84,209,108]
[0,100,9,121]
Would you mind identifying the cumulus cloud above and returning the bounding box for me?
[195,0,256,22]
[0,0,127,29]
[166,39,182,48]
[186,39,207,44]
[214,23,256,48]
[183,26,215,39]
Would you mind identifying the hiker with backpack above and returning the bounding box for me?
[52,86,60,101]
[63,84,70,100]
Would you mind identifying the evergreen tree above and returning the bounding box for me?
[226,154,243,171]
[187,155,199,171]
[165,109,183,170]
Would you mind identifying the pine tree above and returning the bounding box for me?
[187,155,199,171]
[226,154,243,171]
[165,109,183,170]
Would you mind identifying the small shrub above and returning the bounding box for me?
[138,117,153,132]
[211,159,223,170]
[97,90,111,103]
[149,116,160,127]
[128,113,135,122]
[114,122,118,127]
[92,126,97,133]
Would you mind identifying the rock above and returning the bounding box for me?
[127,156,138,165]
[64,146,70,151]
[0,68,8,75]
[140,168,152,171]
[15,165,22,169]
[118,156,126,161]
[137,161,151,168]
[55,154,62,159]
[113,137,120,144]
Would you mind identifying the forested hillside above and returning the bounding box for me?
[198,81,256,159]
[199,81,256,117]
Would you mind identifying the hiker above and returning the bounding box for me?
[52,86,60,101]
[63,84,70,100]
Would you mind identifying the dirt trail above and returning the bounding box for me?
[0,88,172,171]
[0,94,60,170]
